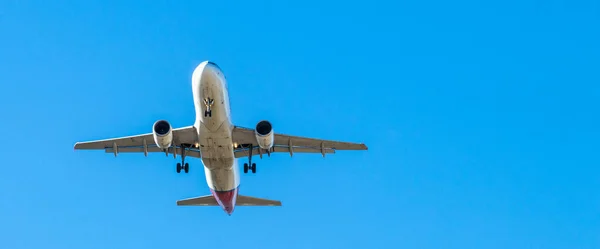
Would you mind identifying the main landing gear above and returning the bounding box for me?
[177,162,189,173]
[243,145,257,174]
[244,163,256,174]
[203,97,214,117]
[176,145,190,174]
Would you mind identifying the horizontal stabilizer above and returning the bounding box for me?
[176,195,281,206]
[176,195,219,206]
[236,195,282,206]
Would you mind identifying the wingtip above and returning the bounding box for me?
[73,142,82,151]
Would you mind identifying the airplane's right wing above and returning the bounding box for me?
[231,126,368,158]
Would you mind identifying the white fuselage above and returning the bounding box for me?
[190,61,240,212]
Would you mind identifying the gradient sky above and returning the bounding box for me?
[1,0,599,248]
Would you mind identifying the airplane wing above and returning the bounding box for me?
[73,126,202,157]
[231,126,368,158]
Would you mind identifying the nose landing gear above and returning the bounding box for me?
[203,97,214,117]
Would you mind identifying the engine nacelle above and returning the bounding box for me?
[254,120,274,150]
[153,120,173,149]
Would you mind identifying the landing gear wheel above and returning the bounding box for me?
[176,163,182,173]
[243,163,249,174]
[184,163,189,173]
[251,163,256,174]
[204,110,212,117]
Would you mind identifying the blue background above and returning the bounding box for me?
[1,0,599,248]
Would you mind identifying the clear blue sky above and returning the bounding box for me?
[1,0,599,248]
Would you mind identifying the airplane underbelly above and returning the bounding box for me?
[191,61,238,192]
[202,157,239,191]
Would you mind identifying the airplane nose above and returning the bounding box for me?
[192,61,221,84]
[191,62,208,86]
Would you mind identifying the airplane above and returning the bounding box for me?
[73,61,368,215]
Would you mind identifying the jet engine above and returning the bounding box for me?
[254,120,274,149]
[153,120,173,149]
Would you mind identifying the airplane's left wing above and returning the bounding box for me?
[231,125,368,158]
[74,126,201,157]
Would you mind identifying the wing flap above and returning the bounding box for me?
[231,126,368,156]
[234,146,334,158]
[74,133,154,150]
[272,134,368,151]
[74,126,198,151]
[105,146,203,158]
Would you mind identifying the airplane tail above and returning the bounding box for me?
[176,194,282,206]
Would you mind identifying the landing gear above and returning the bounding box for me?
[203,97,214,117]
[244,145,257,174]
[176,145,190,174]
[244,163,256,174]
[177,163,190,173]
